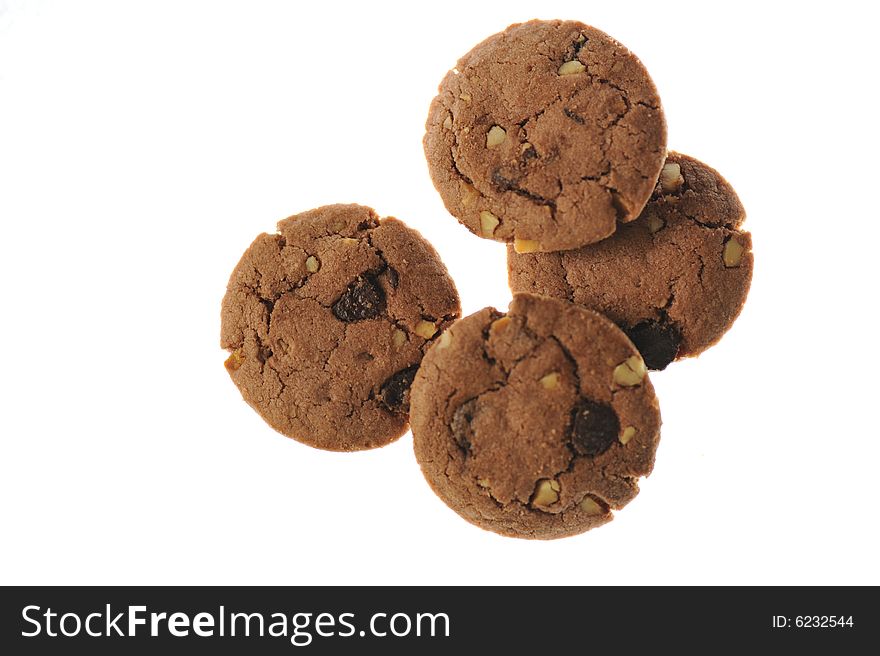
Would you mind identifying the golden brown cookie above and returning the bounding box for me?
[221,204,461,451]
[508,152,752,370]
[424,19,667,252]
[410,293,661,539]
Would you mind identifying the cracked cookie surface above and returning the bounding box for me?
[508,152,753,369]
[221,204,461,451]
[423,19,667,252]
[410,293,661,539]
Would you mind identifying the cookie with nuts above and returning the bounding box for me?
[508,152,753,370]
[424,19,667,252]
[221,204,461,451]
[409,293,661,539]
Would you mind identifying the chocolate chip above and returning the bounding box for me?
[332,275,386,322]
[492,167,555,207]
[569,399,619,457]
[257,345,273,364]
[566,34,589,61]
[520,145,538,163]
[451,399,478,455]
[491,167,522,191]
[379,365,418,413]
[563,108,585,124]
[623,321,681,371]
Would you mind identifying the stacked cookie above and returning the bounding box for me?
[221,19,752,540]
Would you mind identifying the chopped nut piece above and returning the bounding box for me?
[620,426,637,445]
[558,60,586,75]
[414,320,438,339]
[723,238,745,267]
[513,238,540,253]
[442,114,453,129]
[486,125,506,148]
[612,355,647,387]
[437,331,452,349]
[224,349,244,373]
[460,182,479,208]
[305,255,320,273]
[659,162,684,193]
[461,126,470,135]
[490,316,511,332]
[477,478,491,488]
[520,142,533,153]
[392,328,407,347]
[646,213,665,234]
[540,372,560,390]
[459,92,472,102]
[340,237,359,245]
[532,479,561,507]
[479,210,500,237]
[579,496,604,516]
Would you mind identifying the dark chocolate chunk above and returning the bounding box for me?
[379,365,418,413]
[520,144,538,163]
[450,399,478,454]
[570,34,588,58]
[332,274,386,322]
[623,321,681,371]
[569,399,619,457]
[563,108,585,124]
[491,167,522,191]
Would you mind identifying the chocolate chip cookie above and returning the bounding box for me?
[221,204,461,451]
[424,19,667,252]
[410,293,661,539]
[508,153,753,370]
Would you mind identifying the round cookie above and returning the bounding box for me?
[410,293,661,540]
[508,152,753,370]
[424,19,667,253]
[221,204,461,451]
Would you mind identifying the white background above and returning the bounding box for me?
[1,0,878,585]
